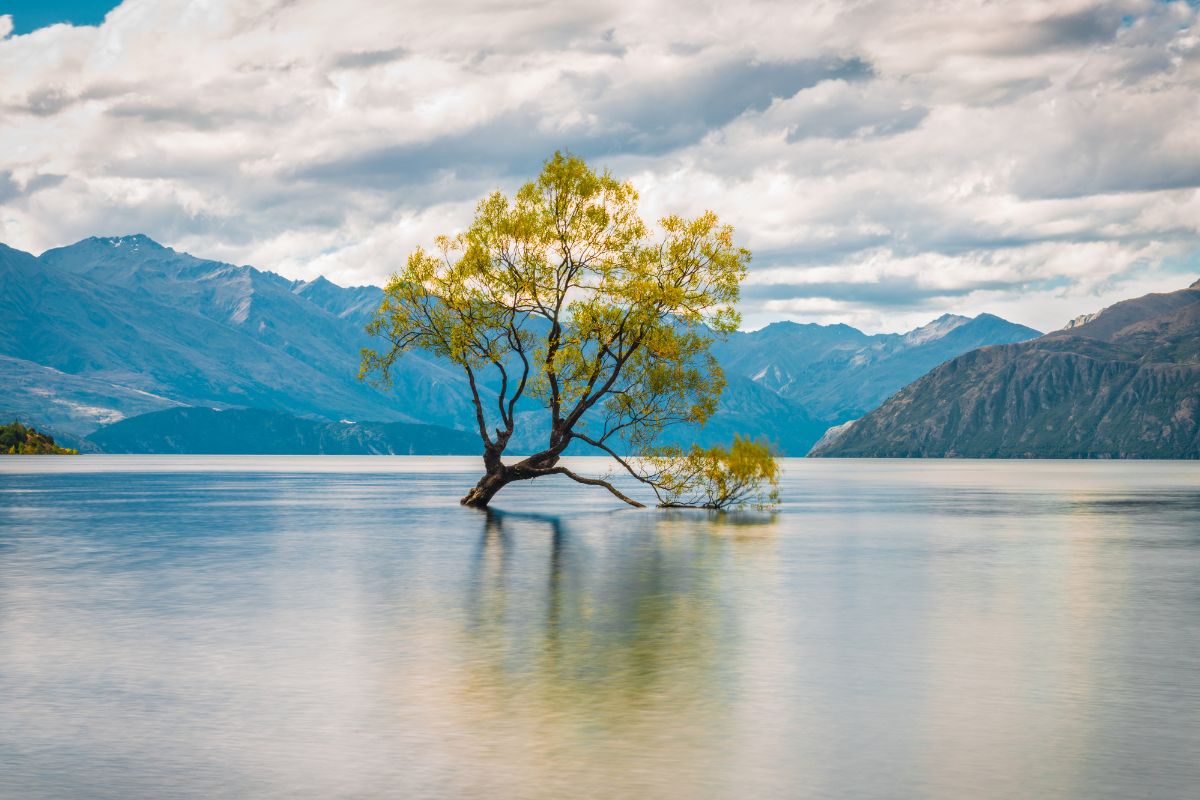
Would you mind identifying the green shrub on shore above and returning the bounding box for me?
[1,421,77,455]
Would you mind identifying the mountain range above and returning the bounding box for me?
[712,312,1040,422]
[812,279,1200,458]
[2,236,473,437]
[88,408,480,455]
[2,234,1041,455]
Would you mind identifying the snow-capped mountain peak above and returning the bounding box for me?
[902,313,970,346]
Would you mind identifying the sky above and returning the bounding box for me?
[1,0,1198,333]
[0,1,119,35]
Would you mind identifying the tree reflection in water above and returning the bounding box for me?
[434,507,780,797]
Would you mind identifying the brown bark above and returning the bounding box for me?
[461,469,511,507]
[459,447,646,509]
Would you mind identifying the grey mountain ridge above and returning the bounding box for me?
[2,234,1041,454]
[812,278,1200,458]
[713,311,1041,422]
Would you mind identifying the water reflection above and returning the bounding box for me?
[1,458,1199,799]
[418,507,774,798]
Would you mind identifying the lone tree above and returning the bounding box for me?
[362,153,778,509]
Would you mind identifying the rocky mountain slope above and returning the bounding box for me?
[3,234,1041,454]
[1,236,482,436]
[811,280,1200,458]
[713,313,1041,422]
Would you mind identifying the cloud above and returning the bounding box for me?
[0,169,68,204]
[1006,6,1129,54]
[331,46,409,70]
[0,0,1196,334]
[296,55,873,189]
[0,170,17,204]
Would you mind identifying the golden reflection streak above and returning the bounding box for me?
[384,508,781,799]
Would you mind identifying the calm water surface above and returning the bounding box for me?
[1,457,1199,799]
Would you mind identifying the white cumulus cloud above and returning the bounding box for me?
[1,0,1197,332]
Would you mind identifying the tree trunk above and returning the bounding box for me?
[460,468,510,508]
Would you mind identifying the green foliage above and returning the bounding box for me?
[1,421,77,455]
[361,151,774,508]
[643,435,781,511]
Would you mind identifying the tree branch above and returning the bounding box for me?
[462,364,494,448]
[504,320,530,429]
[540,466,645,508]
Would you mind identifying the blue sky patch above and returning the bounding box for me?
[2,0,122,35]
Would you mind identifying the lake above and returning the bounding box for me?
[2,456,1199,799]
